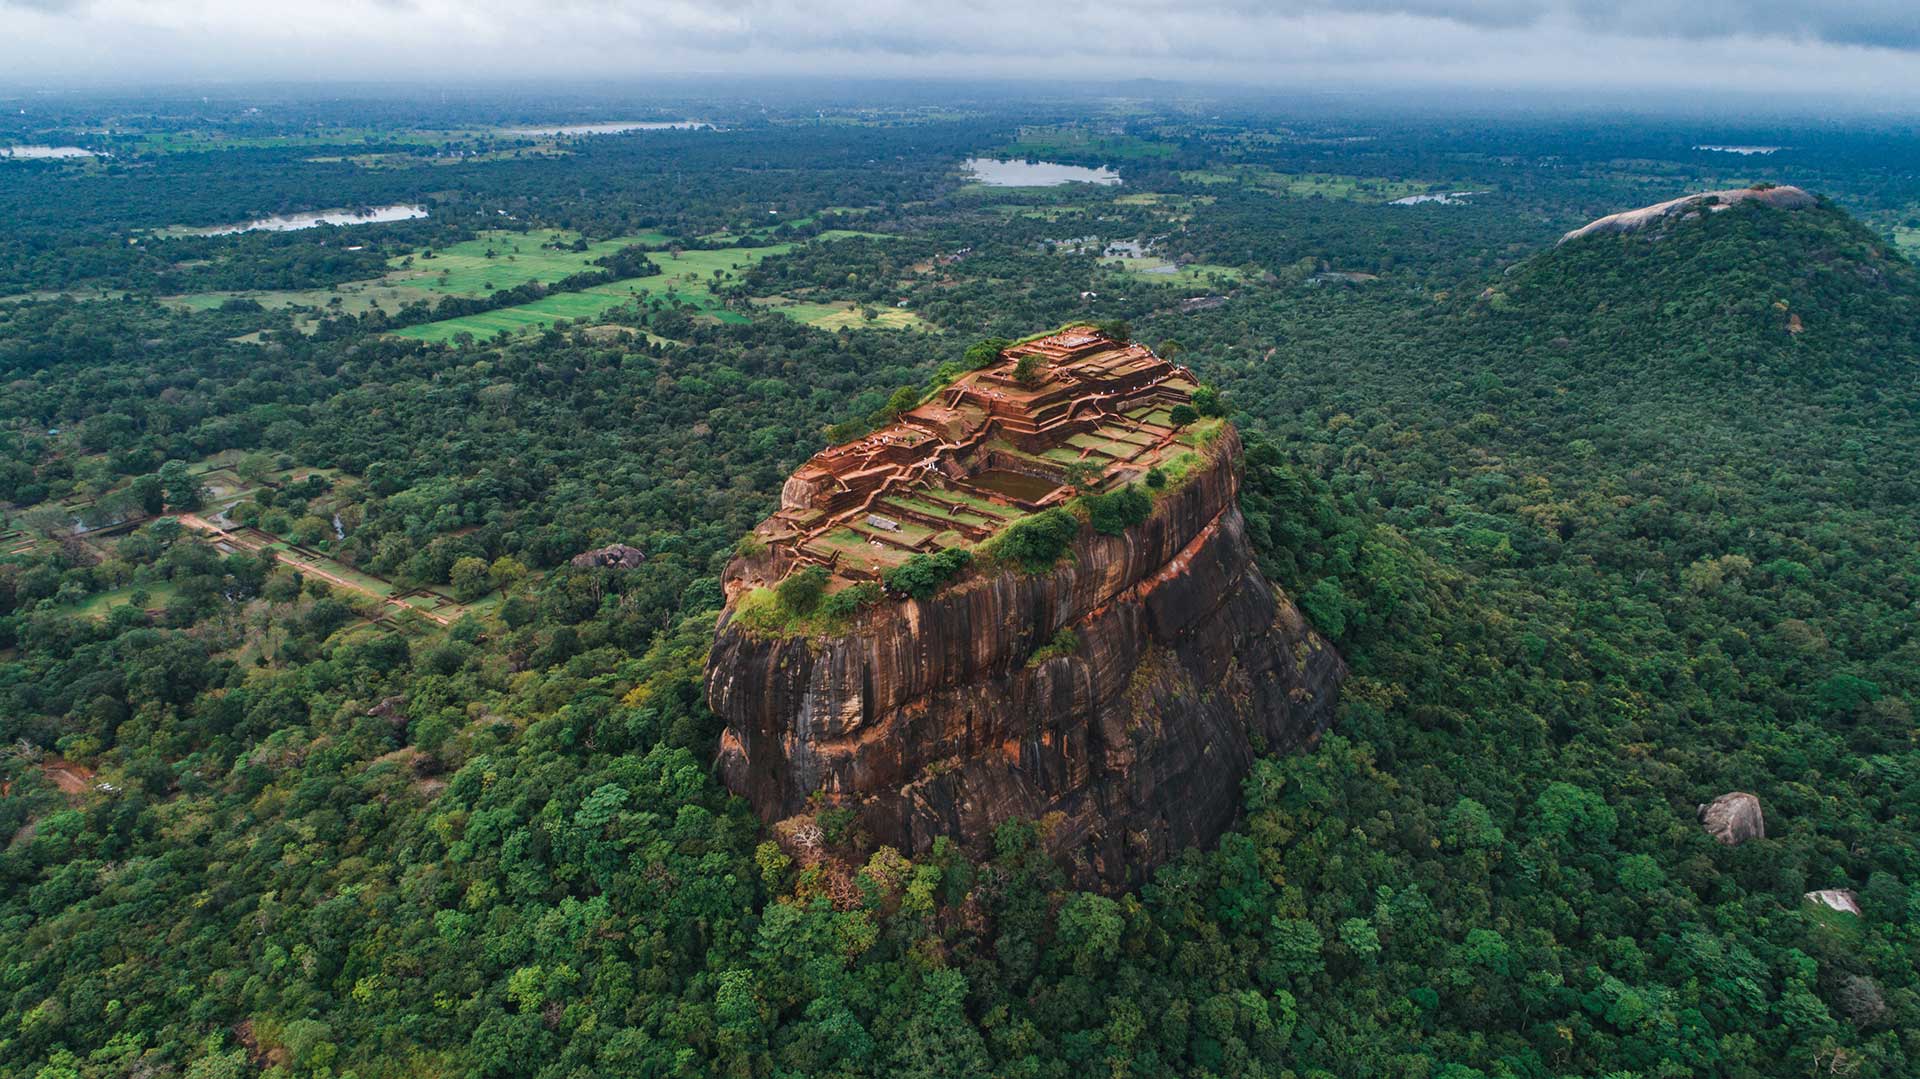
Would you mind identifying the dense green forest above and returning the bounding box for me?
[0,96,1916,1079]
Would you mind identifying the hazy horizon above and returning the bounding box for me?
[3,1,1920,106]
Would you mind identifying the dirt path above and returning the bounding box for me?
[40,756,95,795]
[177,513,453,626]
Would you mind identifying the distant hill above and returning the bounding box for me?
[1559,184,1818,244]
[1475,187,1920,384]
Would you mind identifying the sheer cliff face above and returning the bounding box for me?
[706,428,1345,889]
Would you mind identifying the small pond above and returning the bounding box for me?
[964,158,1120,187]
[199,204,429,235]
[1,145,96,160]
[968,469,1063,505]
[1390,191,1487,206]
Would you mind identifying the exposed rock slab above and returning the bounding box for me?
[1698,791,1766,845]
[1561,184,1816,245]
[707,427,1345,889]
[1805,888,1862,916]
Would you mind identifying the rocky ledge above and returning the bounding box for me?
[1560,184,1816,245]
[705,424,1345,889]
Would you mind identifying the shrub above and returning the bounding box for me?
[820,582,883,618]
[1014,354,1043,385]
[1081,484,1152,535]
[883,385,920,418]
[1062,460,1102,491]
[775,564,831,615]
[986,508,1081,572]
[817,806,858,845]
[884,548,972,600]
[964,337,1011,368]
[1145,466,1167,489]
[1026,627,1080,667]
[1169,403,1199,427]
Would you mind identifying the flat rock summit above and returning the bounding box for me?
[705,329,1345,888]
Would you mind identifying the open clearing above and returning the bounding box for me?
[391,244,782,341]
[167,284,439,325]
[389,228,671,295]
[1103,256,1245,286]
[60,582,184,620]
[160,227,901,342]
[391,232,891,343]
[163,226,669,331]
[1179,168,1438,202]
[757,298,932,332]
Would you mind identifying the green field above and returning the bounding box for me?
[165,283,441,326]
[387,281,660,342]
[982,202,1094,221]
[1113,192,1214,209]
[392,245,785,342]
[1179,167,1437,202]
[389,229,671,295]
[163,226,900,343]
[392,233,893,343]
[760,298,932,332]
[61,582,182,620]
[1895,226,1920,253]
[164,226,671,333]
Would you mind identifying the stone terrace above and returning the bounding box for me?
[742,328,1204,585]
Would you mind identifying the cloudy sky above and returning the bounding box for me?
[3,0,1920,98]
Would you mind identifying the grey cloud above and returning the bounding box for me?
[1561,0,1920,50]
[1069,0,1920,49]
[2,0,1919,92]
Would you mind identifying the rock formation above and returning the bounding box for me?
[1560,184,1816,245]
[570,543,647,569]
[705,329,1345,889]
[1698,791,1766,845]
[1805,888,1862,916]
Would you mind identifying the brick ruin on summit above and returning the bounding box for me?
[731,328,1203,592]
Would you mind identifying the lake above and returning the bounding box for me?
[964,158,1121,187]
[509,121,711,136]
[1390,191,1487,206]
[199,204,429,235]
[1,146,96,160]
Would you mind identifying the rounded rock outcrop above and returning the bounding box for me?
[1698,791,1766,846]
